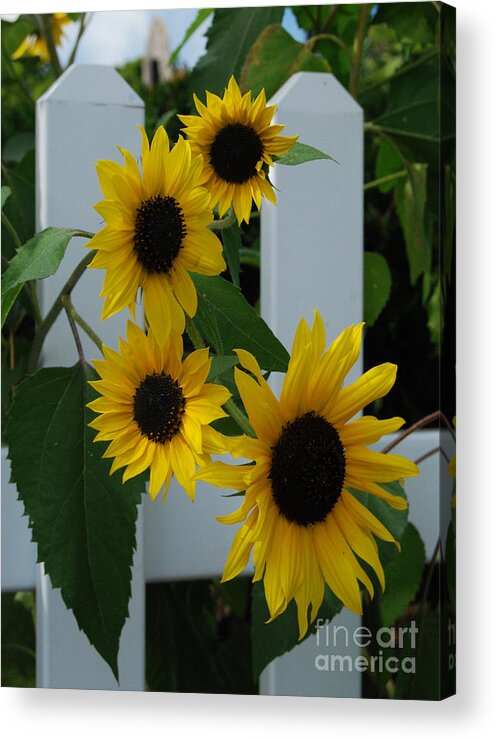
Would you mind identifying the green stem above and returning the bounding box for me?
[349,5,369,98]
[1,210,22,249]
[61,295,86,366]
[27,250,94,373]
[67,12,89,67]
[209,208,236,231]
[305,33,352,61]
[185,316,205,349]
[186,316,254,437]
[364,169,407,191]
[61,294,103,353]
[1,644,36,660]
[1,37,35,106]
[38,14,63,77]
[224,398,254,437]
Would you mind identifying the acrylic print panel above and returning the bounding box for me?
[1,2,455,699]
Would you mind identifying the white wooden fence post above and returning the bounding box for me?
[260,72,364,698]
[35,64,145,690]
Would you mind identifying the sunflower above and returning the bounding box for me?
[87,321,231,501]
[87,126,226,345]
[179,76,298,224]
[12,13,70,62]
[195,311,419,637]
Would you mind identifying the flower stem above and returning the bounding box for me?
[305,33,353,61]
[62,295,86,366]
[61,294,103,353]
[381,410,455,454]
[27,250,94,373]
[186,316,254,437]
[38,14,63,78]
[349,5,369,98]
[209,208,236,231]
[67,12,90,66]
[364,169,407,191]
[185,316,205,349]
[224,398,254,437]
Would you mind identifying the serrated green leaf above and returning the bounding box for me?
[190,6,283,96]
[276,141,336,166]
[191,274,289,372]
[364,251,392,326]
[240,23,330,100]
[1,227,86,326]
[395,164,430,285]
[6,364,145,680]
[221,224,241,287]
[251,581,342,681]
[1,186,11,208]
[169,8,213,65]
[380,523,425,627]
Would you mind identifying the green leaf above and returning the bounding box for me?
[207,354,238,382]
[364,251,392,326]
[251,581,342,681]
[394,611,442,700]
[351,481,409,566]
[221,224,241,287]
[169,8,213,65]
[1,149,35,260]
[154,109,177,131]
[375,138,405,193]
[240,23,330,100]
[375,1,437,47]
[6,364,145,680]
[3,132,35,164]
[379,523,425,627]
[374,57,454,145]
[276,141,336,166]
[1,186,11,208]
[191,274,289,372]
[395,164,430,285]
[1,227,86,327]
[191,6,284,96]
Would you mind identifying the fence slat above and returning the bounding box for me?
[35,64,145,690]
[259,72,363,697]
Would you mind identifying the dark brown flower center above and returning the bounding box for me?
[134,195,186,274]
[133,373,185,444]
[269,412,346,526]
[210,123,264,184]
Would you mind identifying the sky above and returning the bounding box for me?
[45,7,306,70]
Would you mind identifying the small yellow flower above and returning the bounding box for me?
[87,127,225,346]
[196,311,419,637]
[179,76,298,224]
[87,321,231,501]
[12,13,70,63]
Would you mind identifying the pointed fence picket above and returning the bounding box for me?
[1,67,448,696]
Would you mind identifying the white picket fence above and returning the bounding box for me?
[1,66,449,695]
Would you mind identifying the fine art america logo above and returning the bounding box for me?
[314,619,418,674]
